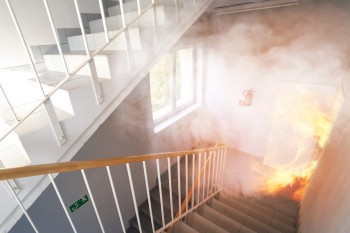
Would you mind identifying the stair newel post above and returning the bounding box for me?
[73,0,103,105]
[167,157,174,220]
[106,166,126,233]
[143,161,155,233]
[196,152,201,206]
[177,156,181,217]
[201,152,206,202]
[191,153,195,209]
[118,0,133,71]
[156,158,166,226]
[4,180,39,233]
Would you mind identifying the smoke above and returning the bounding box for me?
[197,1,350,195]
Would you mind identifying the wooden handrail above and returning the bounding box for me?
[0,144,226,181]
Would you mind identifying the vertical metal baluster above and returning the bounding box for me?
[73,0,103,105]
[191,154,195,209]
[143,161,155,233]
[167,158,174,220]
[197,152,201,205]
[98,0,109,42]
[118,0,132,71]
[217,150,222,187]
[42,0,69,76]
[4,180,39,233]
[6,0,66,146]
[177,156,181,216]
[156,159,165,226]
[215,150,220,191]
[219,149,224,186]
[106,166,126,233]
[136,0,142,15]
[206,151,211,197]
[185,154,188,213]
[39,0,68,146]
[223,148,227,186]
[126,164,142,232]
[212,150,216,190]
[202,152,206,201]
[221,149,226,185]
[81,169,105,233]
[0,84,19,122]
[49,174,77,233]
[5,0,46,96]
[151,1,158,45]
[174,0,178,23]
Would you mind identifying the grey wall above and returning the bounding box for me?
[9,77,154,233]
[9,70,203,232]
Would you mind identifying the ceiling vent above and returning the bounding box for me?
[212,0,298,15]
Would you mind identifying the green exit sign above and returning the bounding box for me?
[69,195,89,213]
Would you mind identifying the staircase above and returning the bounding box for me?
[0,143,301,233]
[0,0,213,230]
[127,155,299,233]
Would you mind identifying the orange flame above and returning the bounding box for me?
[265,161,318,201]
[262,85,343,201]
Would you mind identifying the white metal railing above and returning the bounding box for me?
[0,145,227,232]
[0,0,167,145]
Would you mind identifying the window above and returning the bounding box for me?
[150,47,200,131]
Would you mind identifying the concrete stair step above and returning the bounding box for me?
[0,119,30,168]
[107,0,149,16]
[67,29,142,52]
[209,198,282,233]
[217,193,296,233]
[151,185,181,214]
[141,195,173,229]
[220,191,296,227]
[90,6,166,33]
[130,211,159,233]
[198,204,257,233]
[186,212,229,233]
[173,221,199,233]
[245,195,300,219]
[43,52,113,79]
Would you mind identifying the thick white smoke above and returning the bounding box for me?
[198,0,350,195]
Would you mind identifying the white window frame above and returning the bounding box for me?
[151,46,203,133]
